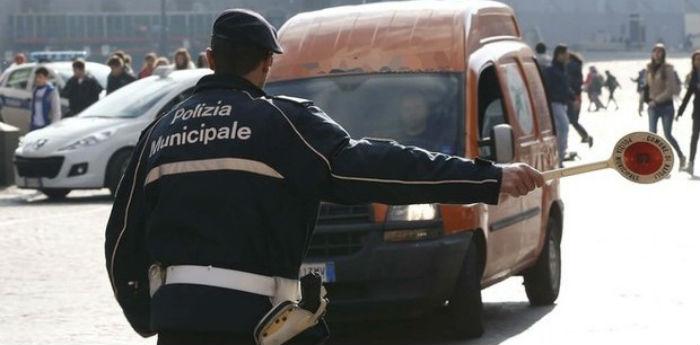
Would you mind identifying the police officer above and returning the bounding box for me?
[105,9,544,345]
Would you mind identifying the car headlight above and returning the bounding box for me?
[386,204,439,222]
[58,130,115,151]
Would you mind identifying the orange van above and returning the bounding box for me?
[266,0,564,338]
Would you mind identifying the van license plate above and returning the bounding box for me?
[300,262,335,283]
[24,177,42,188]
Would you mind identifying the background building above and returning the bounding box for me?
[1,0,699,67]
[505,0,691,52]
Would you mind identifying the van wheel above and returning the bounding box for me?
[446,238,484,339]
[106,149,133,196]
[40,188,70,200]
[523,216,561,306]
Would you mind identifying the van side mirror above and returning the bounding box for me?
[490,124,515,163]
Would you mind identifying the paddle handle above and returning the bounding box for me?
[542,160,611,180]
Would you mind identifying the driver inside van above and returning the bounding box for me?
[399,92,455,153]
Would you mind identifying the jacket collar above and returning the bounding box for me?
[193,73,267,98]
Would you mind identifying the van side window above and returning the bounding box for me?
[522,61,552,132]
[478,66,506,158]
[502,63,534,136]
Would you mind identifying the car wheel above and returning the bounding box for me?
[106,149,133,197]
[523,216,561,306]
[446,238,484,339]
[40,188,70,200]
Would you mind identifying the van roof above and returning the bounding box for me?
[269,0,515,82]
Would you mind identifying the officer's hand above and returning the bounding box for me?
[500,163,545,198]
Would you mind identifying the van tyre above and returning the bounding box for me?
[446,238,484,339]
[106,149,133,196]
[41,188,70,200]
[523,216,561,306]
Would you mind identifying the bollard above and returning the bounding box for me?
[0,121,20,186]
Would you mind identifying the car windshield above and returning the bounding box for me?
[265,73,464,155]
[79,76,180,118]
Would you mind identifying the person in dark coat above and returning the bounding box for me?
[544,44,575,166]
[106,55,136,95]
[62,59,103,117]
[105,8,545,345]
[604,70,621,110]
[566,52,593,147]
[631,68,647,116]
[677,50,700,175]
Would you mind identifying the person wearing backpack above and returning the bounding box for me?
[604,70,621,110]
[645,44,686,171]
[585,66,606,112]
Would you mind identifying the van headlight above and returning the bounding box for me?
[384,204,441,242]
[387,204,439,222]
[59,130,115,151]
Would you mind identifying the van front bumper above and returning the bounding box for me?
[306,229,473,321]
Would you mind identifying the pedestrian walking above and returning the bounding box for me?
[173,48,194,70]
[112,50,135,77]
[139,53,158,79]
[677,50,700,175]
[584,66,606,112]
[566,52,593,147]
[29,67,61,131]
[604,70,620,110]
[196,51,210,69]
[62,59,103,117]
[544,44,574,166]
[535,42,551,70]
[645,43,686,170]
[105,8,544,345]
[631,68,647,116]
[106,55,136,95]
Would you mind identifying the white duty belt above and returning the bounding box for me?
[149,264,301,305]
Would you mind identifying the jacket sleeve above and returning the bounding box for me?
[678,82,695,117]
[104,123,159,338]
[50,89,61,122]
[63,78,74,99]
[267,99,502,206]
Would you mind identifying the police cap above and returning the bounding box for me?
[212,9,284,54]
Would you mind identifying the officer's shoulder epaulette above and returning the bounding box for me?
[272,95,314,107]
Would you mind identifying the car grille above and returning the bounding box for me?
[316,203,372,225]
[307,231,368,257]
[14,156,64,178]
[308,203,373,257]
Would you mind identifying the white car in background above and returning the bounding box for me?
[13,68,211,199]
[0,61,110,133]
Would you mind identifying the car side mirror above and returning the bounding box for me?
[490,124,515,163]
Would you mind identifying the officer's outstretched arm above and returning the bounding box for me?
[104,125,157,337]
[268,100,502,206]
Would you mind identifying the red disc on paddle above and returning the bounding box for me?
[623,141,664,175]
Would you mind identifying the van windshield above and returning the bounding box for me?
[265,73,464,155]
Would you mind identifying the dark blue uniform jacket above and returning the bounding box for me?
[105,74,502,336]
